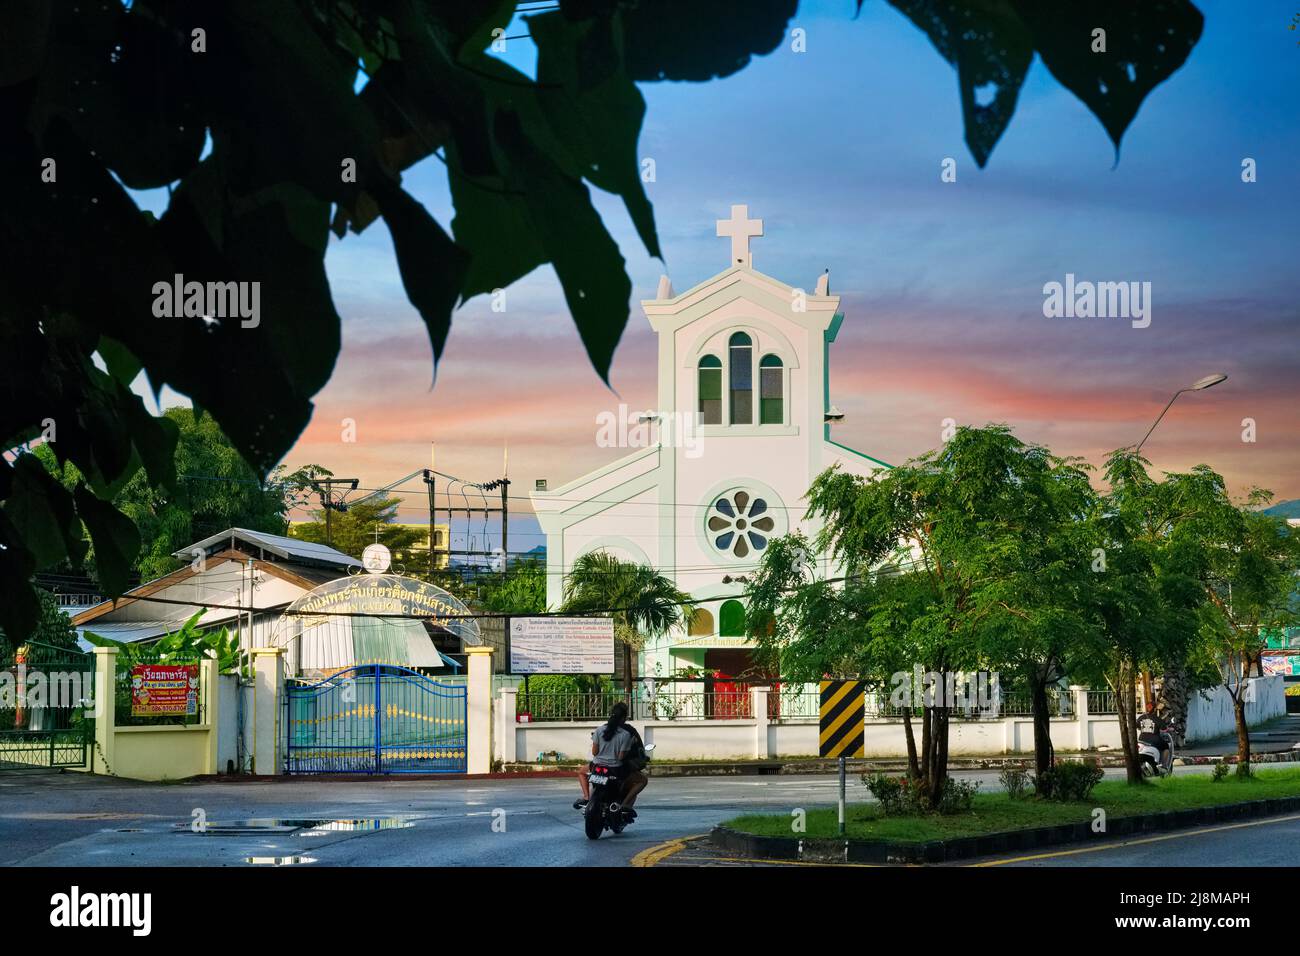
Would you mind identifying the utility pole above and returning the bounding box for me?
[313,477,358,547]
[423,442,437,580]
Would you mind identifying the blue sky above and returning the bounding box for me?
[135,1,1300,550]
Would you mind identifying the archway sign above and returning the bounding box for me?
[268,573,481,678]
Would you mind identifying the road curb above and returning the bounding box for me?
[711,794,1300,864]
[190,769,578,784]
[510,749,1300,778]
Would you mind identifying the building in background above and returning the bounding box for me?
[532,207,887,685]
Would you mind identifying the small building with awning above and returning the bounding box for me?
[70,528,478,674]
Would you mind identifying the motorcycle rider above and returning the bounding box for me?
[573,701,648,818]
[1137,707,1173,768]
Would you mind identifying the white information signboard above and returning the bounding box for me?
[509,617,616,674]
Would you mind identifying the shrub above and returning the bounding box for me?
[864,773,977,816]
[937,777,980,815]
[1211,762,1230,783]
[1034,759,1105,801]
[864,772,902,814]
[863,772,926,816]
[998,765,1031,799]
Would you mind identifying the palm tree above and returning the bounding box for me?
[561,552,697,700]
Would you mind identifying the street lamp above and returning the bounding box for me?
[1130,372,1226,713]
[1133,373,1227,453]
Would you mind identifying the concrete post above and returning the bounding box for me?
[1071,685,1090,751]
[751,686,770,759]
[465,647,494,774]
[90,646,118,775]
[201,651,220,774]
[497,686,518,764]
[251,648,283,776]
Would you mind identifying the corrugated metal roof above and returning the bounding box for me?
[174,528,361,567]
[76,621,172,647]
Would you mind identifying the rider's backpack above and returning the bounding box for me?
[623,726,649,772]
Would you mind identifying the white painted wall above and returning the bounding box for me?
[215,674,254,774]
[497,688,1127,761]
[1184,676,1286,743]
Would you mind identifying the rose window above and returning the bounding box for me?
[708,491,776,558]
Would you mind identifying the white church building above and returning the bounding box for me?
[531,206,888,686]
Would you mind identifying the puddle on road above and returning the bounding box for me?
[178,816,418,835]
[295,817,416,834]
[245,856,317,866]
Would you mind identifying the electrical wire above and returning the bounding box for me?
[176,471,843,512]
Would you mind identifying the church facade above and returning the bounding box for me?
[531,206,888,685]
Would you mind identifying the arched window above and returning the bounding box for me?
[728,332,753,424]
[698,355,722,425]
[688,608,714,636]
[759,354,783,424]
[719,599,746,637]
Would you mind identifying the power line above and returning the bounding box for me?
[177,472,826,513]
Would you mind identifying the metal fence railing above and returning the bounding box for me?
[514,680,820,722]
[1087,690,1119,714]
[513,680,1120,723]
[0,643,95,770]
[864,687,1075,720]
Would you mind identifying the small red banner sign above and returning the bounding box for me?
[131,663,199,716]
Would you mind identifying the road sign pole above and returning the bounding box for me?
[838,755,846,837]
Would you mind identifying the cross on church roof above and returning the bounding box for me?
[716,204,763,268]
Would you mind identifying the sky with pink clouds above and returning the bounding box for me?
[137,1,1300,551]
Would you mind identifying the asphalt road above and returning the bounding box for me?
[0,764,1292,868]
[2,770,861,867]
[960,812,1300,867]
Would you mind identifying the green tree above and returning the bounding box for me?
[746,532,934,776]
[1080,452,1234,783]
[561,551,695,698]
[0,589,81,660]
[1182,486,1300,774]
[1,0,1205,639]
[32,408,324,580]
[290,495,422,561]
[477,559,548,615]
[793,425,1093,806]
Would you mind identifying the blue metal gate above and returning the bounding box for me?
[284,665,467,774]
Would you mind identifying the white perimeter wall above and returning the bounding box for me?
[1184,676,1286,743]
[215,675,254,774]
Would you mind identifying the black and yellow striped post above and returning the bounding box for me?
[819,680,866,759]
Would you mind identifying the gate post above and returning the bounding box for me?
[1071,685,1090,751]
[465,647,494,774]
[90,646,118,775]
[497,686,518,764]
[751,686,770,759]
[251,648,284,776]
[201,651,220,775]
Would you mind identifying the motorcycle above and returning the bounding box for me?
[1137,729,1175,777]
[579,743,655,840]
